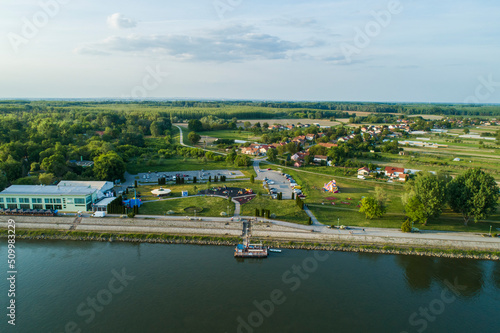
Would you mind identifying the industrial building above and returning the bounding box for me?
[0,181,115,212]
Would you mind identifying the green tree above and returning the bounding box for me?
[243,121,251,130]
[359,196,386,219]
[250,174,255,183]
[41,153,68,177]
[401,219,412,233]
[188,119,203,132]
[267,148,277,162]
[188,131,201,145]
[408,173,449,224]
[0,156,22,181]
[404,196,427,224]
[447,168,500,225]
[93,152,126,181]
[0,173,9,191]
[38,173,55,185]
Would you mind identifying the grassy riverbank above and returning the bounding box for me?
[2,228,499,261]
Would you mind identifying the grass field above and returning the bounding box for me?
[140,196,234,217]
[240,196,310,224]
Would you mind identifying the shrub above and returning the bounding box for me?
[401,219,412,233]
[127,212,136,218]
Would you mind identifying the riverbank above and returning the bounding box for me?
[1,228,499,261]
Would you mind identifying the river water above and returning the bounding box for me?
[0,240,499,333]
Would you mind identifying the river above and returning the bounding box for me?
[1,240,499,332]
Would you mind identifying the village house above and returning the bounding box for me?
[384,166,405,179]
[357,167,370,176]
[313,155,328,164]
[306,133,316,141]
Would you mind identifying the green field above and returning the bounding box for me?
[141,196,234,217]
[240,196,310,224]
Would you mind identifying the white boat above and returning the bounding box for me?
[269,249,282,253]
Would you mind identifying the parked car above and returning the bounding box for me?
[268,181,275,185]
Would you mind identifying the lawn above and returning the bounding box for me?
[140,196,234,217]
[240,196,310,224]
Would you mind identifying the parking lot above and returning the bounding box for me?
[254,164,295,200]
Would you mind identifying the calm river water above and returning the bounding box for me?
[1,240,499,333]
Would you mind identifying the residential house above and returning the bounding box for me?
[385,166,405,179]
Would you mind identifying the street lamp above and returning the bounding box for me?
[337,217,340,229]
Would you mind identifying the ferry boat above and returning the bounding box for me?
[234,243,268,258]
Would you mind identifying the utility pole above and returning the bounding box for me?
[490,225,492,236]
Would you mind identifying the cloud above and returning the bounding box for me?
[107,13,137,29]
[76,25,300,62]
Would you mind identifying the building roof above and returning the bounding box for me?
[0,185,96,196]
[385,166,405,174]
[57,181,113,192]
[94,197,117,207]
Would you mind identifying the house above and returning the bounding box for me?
[385,166,405,178]
[357,167,370,176]
[398,174,408,182]
[294,161,303,168]
[241,147,259,156]
[313,155,328,164]
[306,134,316,141]
[292,136,306,145]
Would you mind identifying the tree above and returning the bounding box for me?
[406,173,449,224]
[0,156,23,181]
[463,128,470,134]
[188,119,203,132]
[404,196,427,224]
[374,186,387,207]
[267,148,277,162]
[401,219,412,233]
[38,173,55,185]
[359,196,386,219]
[0,173,8,191]
[243,121,251,130]
[93,152,126,181]
[447,168,500,225]
[188,131,201,145]
[41,153,68,177]
[250,174,255,183]
[234,155,251,167]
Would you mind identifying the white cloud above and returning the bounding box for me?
[107,13,137,30]
[76,25,300,62]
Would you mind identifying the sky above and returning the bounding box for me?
[1,0,499,103]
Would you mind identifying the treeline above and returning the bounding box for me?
[2,100,500,119]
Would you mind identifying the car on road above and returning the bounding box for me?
[267,168,271,171]
[268,181,275,185]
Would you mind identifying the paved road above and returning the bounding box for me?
[175,125,227,155]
